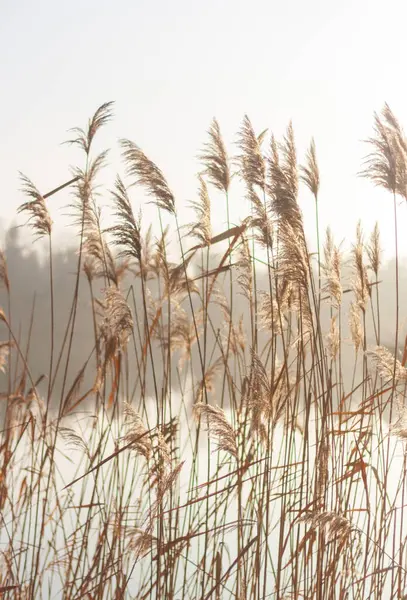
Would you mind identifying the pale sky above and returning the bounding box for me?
[2,0,407,259]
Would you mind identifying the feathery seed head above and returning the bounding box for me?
[327,317,340,360]
[194,402,238,459]
[121,139,176,215]
[268,128,303,232]
[66,101,114,155]
[108,176,142,263]
[300,511,352,542]
[18,174,52,239]
[367,222,381,276]
[352,222,369,310]
[349,302,363,353]
[101,286,133,356]
[300,138,320,197]
[237,115,266,190]
[247,186,273,249]
[123,402,152,460]
[277,220,309,292]
[322,228,342,307]
[187,175,212,246]
[367,345,407,383]
[199,118,230,193]
[361,103,407,199]
[258,291,282,335]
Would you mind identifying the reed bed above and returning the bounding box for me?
[0,102,406,598]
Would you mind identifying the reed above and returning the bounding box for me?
[0,102,406,599]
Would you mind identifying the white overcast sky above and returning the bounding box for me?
[2,0,407,259]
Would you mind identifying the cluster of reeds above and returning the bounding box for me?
[0,103,407,599]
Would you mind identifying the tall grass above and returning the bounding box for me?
[0,103,407,599]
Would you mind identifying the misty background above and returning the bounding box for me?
[0,221,405,415]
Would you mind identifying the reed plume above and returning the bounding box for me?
[349,302,363,352]
[326,316,340,360]
[352,221,369,311]
[367,222,381,277]
[108,175,142,262]
[258,291,282,335]
[100,286,133,362]
[120,139,176,215]
[82,201,117,284]
[236,233,253,299]
[247,186,273,249]
[194,402,238,459]
[67,101,114,155]
[237,115,266,190]
[388,399,407,440]
[315,438,330,500]
[322,228,342,307]
[300,511,352,543]
[268,127,303,233]
[300,138,320,198]
[199,118,230,193]
[367,345,407,383]
[18,175,52,238]
[6,103,407,600]
[245,351,287,442]
[187,175,212,246]
[362,103,407,199]
[277,219,309,291]
[123,402,152,460]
